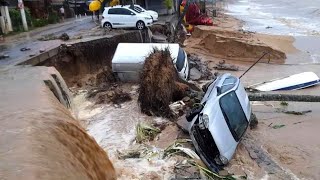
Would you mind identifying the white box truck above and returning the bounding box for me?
[112,43,190,82]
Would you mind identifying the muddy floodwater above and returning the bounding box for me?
[73,85,181,179]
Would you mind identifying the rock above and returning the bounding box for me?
[248,149,258,159]
[152,32,167,43]
[218,170,229,176]
[182,96,191,102]
[176,115,189,133]
[189,68,202,80]
[107,91,114,97]
[39,49,46,53]
[141,171,161,180]
[29,54,36,57]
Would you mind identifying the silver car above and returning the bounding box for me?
[187,73,252,172]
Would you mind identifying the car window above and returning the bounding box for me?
[176,47,186,72]
[133,7,142,13]
[220,76,237,94]
[120,8,134,15]
[108,8,134,15]
[134,6,145,12]
[220,91,248,142]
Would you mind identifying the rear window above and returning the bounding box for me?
[220,76,237,94]
[220,91,248,142]
[176,47,186,72]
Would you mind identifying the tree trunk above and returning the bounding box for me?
[172,0,190,43]
[248,93,320,102]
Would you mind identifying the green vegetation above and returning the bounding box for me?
[9,8,32,32]
[163,0,173,10]
[9,8,60,32]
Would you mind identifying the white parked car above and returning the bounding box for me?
[187,74,252,172]
[129,5,159,22]
[112,43,190,82]
[101,6,153,30]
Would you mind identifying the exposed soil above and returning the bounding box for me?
[37,31,148,87]
[185,25,297,63]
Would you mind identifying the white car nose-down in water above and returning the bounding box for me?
[187,73,252,172]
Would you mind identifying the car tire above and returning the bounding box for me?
[103,22,112,31]
[136,21,145,30]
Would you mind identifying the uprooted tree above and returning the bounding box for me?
[138,48,189,118]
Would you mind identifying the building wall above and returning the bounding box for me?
[144,0,177,15]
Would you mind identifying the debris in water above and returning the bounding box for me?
[188,54,214,80]
[20,47,31,51]
[214,60,239,71]
[280,101,289,106]
[249,113,258,129]
[88,86,132,105]
[59,33,70,41]
[0,54,9,60]
[169,101,186,116]
[138,48,188,118]
[282,110,312,115]
[189,160,235,180]
[38,33,70,41]
[272,124,285,129]
[116,146,147,159]
[163,139,197,159]
[136,123,161,143]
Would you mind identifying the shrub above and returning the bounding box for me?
[9,8,33,31]
[32,18,48,27]
[48,12,59,24]
[163,0,173,10]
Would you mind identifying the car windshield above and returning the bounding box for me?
[135,6,145,12]
[219,91,248,141]
[176,47,186,72]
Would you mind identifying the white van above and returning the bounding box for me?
[112,43,189,82]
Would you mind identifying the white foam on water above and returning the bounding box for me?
[226,0,320,36]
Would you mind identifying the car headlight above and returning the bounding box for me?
[219,155,229,165]
[145,17,152,20]
[202,114,209,128]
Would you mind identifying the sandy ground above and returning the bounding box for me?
[184,11,320,180]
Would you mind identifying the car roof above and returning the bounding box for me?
[112,43,181,64]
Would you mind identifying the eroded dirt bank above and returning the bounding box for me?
[37,31,149,87]
[0,67,116,180]
[185,26,297,64]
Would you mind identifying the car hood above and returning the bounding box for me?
[202,99,237,161]
[142,11,158,17]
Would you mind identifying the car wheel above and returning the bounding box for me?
[136,21,145,30]
[103,22,112,31]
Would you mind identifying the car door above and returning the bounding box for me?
[107,8,122,28]
[119,8,137,27]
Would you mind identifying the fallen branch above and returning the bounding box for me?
[248,93,320,102]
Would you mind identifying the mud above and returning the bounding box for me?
[185,26,297,63]
[37,31,148,87]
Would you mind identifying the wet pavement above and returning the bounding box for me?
[0,17,97,67]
